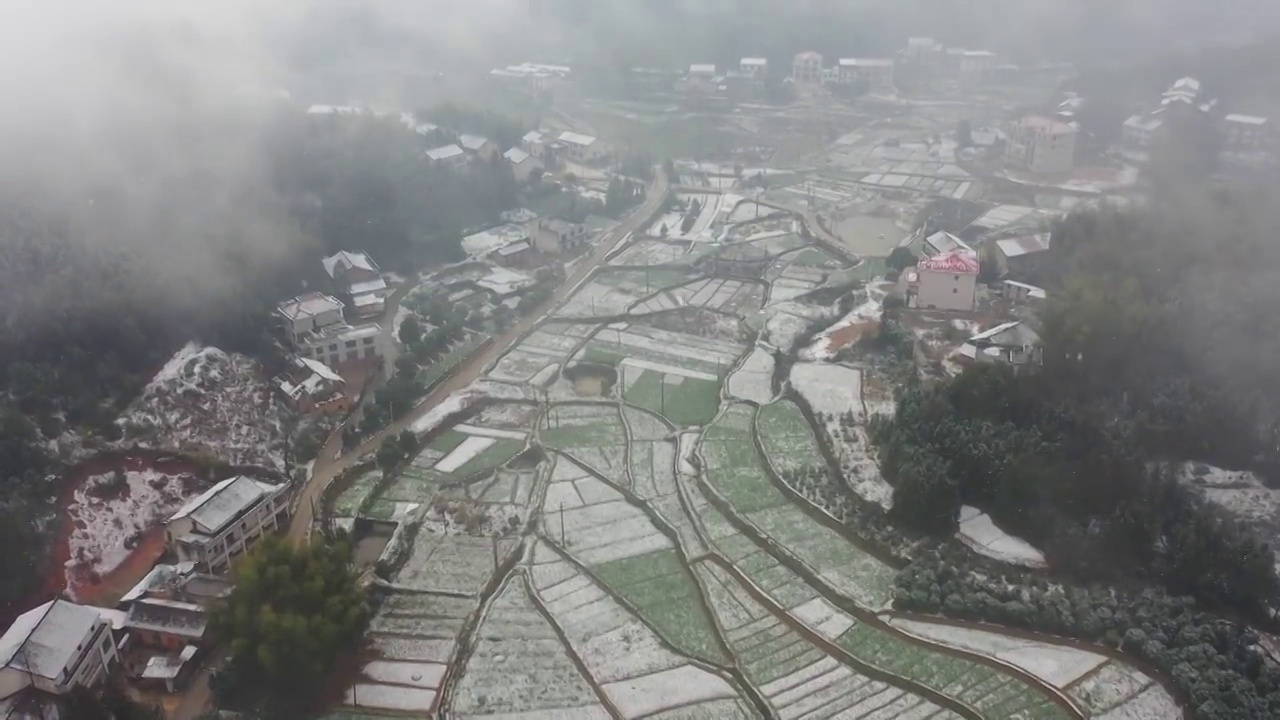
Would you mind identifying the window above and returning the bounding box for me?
[952,288,958,294]
[347,351,358,361]
[329,343,338,352]
[363,337,374,345]
[345,340,357,349]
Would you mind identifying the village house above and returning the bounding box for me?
[426,143,468,168]
[1122,114,1167,150]
[1005,115,1078,174]
[902,37,938,63]
[913,249,979,311]
[958,50,998,84]
[462,223,531,260]
[323,250,389,320]
[503,147,541,183]
[275,357,350,414]
[277,293,390,373]
[999,280,1047,302]
[739,57,768,79]
[920,230,975,258]
[521,130,548,159]
[991,232,1052,277]
[460,134,499,161]
[957,321,1043,370]
[533,218,588,254]
[556,131,608,163]
[792,51,824,85]
[837,58,895,93]
[688,63,717,81]
[0,600,119,701]
[1221,114,1269,153]
[165,476,292,575]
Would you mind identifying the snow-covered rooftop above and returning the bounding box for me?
[322,250,378,279]
[923,230,973,257]
[522,130,544,145]
[459,134,491,151]
[741,57,767,66]
[504,147,531,164]
[462,223,530,258]
[839,58,893,67]
[967,205,1053,234]
[1018,115,1077,135]
[169,476,278,535]
[1002,280,1047,299]
[277,292,344,321]
[141,646,198,680]
[0,600,102,680]
[557,131,597,148]
[476,266,536,296]
[1225,114,1267,126]
[995,233,1051,258]
[426,144,465,161]
[689,63,717,74]
[349,278,389,296]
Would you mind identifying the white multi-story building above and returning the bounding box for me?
[837,58,894,92]
[1005,115,1078,174]
[0,600,119,700]
[426,143,468,168]
[1222,114,1269,152]
[165,477,291,575]
[277,292,391,372]
[556,131,608,162]
[913,250,979,311]
[792,51,824,85]
[739,57,768,79]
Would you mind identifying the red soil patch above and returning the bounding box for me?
[43,453,206,605]
[826,319,881,354]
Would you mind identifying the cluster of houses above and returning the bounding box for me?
[1,478,293,715]
[1120,76,1272,166]
[461,211,590,269]
[274,250,396,415]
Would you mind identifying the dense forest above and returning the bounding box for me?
[874,183,1280,623]
[0,105,526,614]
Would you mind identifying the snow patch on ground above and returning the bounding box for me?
[726,346,775,404]
[117,343,292,470]
[790,363,863,419]
[435,436,498,473]
[801,295,883,362]
[1096,685,1183,720]
[957,506,1047,568]
[601,665,738,717]
[65,470,204,584]
[887,618,1106,687]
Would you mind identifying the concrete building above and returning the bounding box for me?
[1005,116,1078,174]
[1122,114,1166,149]
[957,321,1042,370]
[689,63,717,79]
[1222,114,1269,152]
[914,250,979,311]
[275,357,350,415]
[903,37,938,62]
[459,134,499,160]
[837,58,894,93]
[991,233,1052,277]
[0,600,119,700]
[165,477,291,574]
[533,218,588,254]
[556,131,608,163]
[426,143,468,168]
[740,57,768,79]
[792,51,824,85]
[958,50,998,84]
[503,147,541,182]
[277,293,390,372]
[323,251,388,320]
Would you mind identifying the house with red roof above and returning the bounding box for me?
[914,250,979,311]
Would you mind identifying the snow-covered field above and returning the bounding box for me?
[541,469,673,566]
[801,294,883,362]
[117,343,292,470]
[887,617,1106,687]
[957,506,1047,568]
[725,346,775,404]
[1070,660,1183,720]
[66,469,203,581]
[790,362,863,419]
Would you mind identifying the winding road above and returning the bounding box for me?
[285,170,669,543]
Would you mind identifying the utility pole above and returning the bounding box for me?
[559,502,566,546]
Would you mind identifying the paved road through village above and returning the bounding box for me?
[285,170,669,543]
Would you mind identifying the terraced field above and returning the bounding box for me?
[329,199,1156,718]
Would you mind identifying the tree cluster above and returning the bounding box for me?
[605,175,645,217]
[210,534,368,719]
[897,547,1280,720]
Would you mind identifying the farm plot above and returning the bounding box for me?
[579,322,743,377]
[744,232,809,257]
[1068,661,1182,720]
[726,346,775,405]
[834,621,1074,720]
[957,506,1047,569]
[791,363,864,420]
[363,429,524,521]
[541,405,628,480]
[356,591,478,714]
[528,541,757,719]
[554,276,653,319]
[637,278,767,317]
[694,562,953,720]
[450,576,609,718]
[541,470,674,566]
[489,323,588,385]
[757,400,826,476]
[622,364,722,428]
[392,532,519,594]
[886,618,1107,689]
[332,467,383,518]
[760,300,842,354]
[610,239,703,266]
[419,334,489,391]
